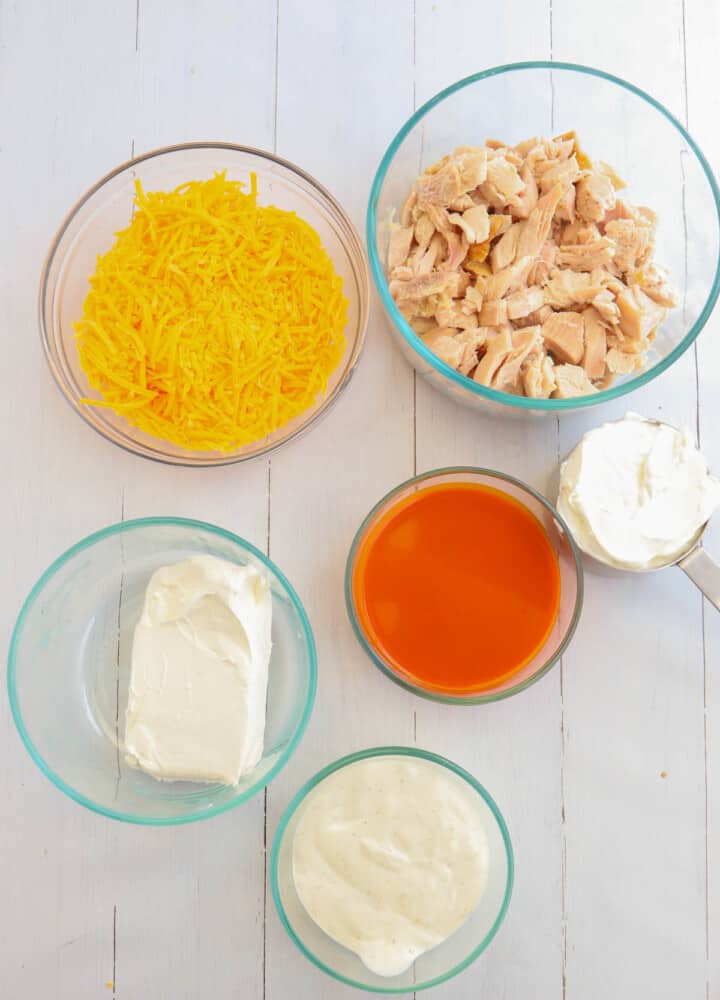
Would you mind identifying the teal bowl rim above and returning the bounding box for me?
[270,745,515,993]
[6,516,317,826]
[366,60,720,410]
[344,467,584,704]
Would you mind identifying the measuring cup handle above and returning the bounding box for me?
[678,545,720,612]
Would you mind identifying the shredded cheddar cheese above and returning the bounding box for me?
[75,173,348,451]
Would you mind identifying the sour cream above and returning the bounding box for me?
[558,413,720,570]
[124,555,272,785]
[291,755,489,977]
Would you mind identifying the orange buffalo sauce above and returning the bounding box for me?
[352,482,561,695]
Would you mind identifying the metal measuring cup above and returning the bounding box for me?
[558,417,720,612]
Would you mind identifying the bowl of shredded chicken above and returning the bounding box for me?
[41,143,369,465]
[367,64,720,411]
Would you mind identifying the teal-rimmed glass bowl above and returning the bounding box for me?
[270,746,513,993]
[7,517,316,825]
[346,468,583,704]
[367,62,720,414]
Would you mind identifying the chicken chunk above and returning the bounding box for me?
[416,160,465,206]
[479,156,525,209]
[444,231,469,271]
[408,232,445,276]
[515,183,565,259]
[507,163,539,219]
[627,264,678,308]
[388,226,415,271]
[401,188,418,227]
[506,285,545,320]
[483,256,534,300]
[543,269,604,309]
[527,241,558,285]
[556,238,615,272]
[454,147,488,190]
[490,223,522,273]
[454,327,489,375]
[448,194,476,213]
[523,353,557,398]
[420,328,464,368]
[491,327,543,393]
[478,299,509,326]
[414,214,435,250]
[449,204,491,244]
[552,364,598,398]
[575,170,616,223]
[516,303,553,328]
[561,220,601,245]
[473,328,514,385]
[604,218,652,273]
[582,307,607,379]
[535,154,580,195]
[541,311,585,364]
[605,347,645,374]
[554,184,576,224]
[591,287,621,326]
[463,285,484,314]
[596,160,626,191]
[435,296,482,330]
[390,270,459,303]
[616,285,667,346]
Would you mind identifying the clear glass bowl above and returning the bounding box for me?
[40,142,369,465]
[7,518,316,824]
[270,746,513,993]
[367,62,720,414]
[345,468,583,703]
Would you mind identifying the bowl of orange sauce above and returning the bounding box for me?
[346,468,583,703]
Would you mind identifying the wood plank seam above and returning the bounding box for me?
[681,2,711,992]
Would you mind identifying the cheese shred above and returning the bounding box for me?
[75,173,348,451]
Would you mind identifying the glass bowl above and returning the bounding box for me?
[7,517,316,824]
[367,62,720,414]
[346,468,583,703]
[270,746,513,993]
[40,142,369,465]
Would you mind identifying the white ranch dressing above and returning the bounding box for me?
[291,755,489,977]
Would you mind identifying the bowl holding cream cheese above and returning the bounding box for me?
[271,747,513,992]
[8,517,316,824]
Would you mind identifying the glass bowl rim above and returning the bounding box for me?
[270,744,515,993]
[39,140,370,467]
[345,466,584,704]
[366,60,720,411]
[6,515,318,826]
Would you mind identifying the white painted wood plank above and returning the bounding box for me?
[110,2,277,997]
[551,3,708,998]
[265,1,416,997]
[0,2,137,997]
[685,1,720,995]
[410,6,564,998]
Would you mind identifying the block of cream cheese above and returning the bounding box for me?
[124,555,272,785]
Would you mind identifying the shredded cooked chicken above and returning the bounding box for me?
[389,131,676,398]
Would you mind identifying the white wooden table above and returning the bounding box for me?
[1,2,718,997]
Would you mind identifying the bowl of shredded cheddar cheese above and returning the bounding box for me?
[40,143,369,465]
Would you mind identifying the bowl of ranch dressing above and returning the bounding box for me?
[271,746,513,992]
